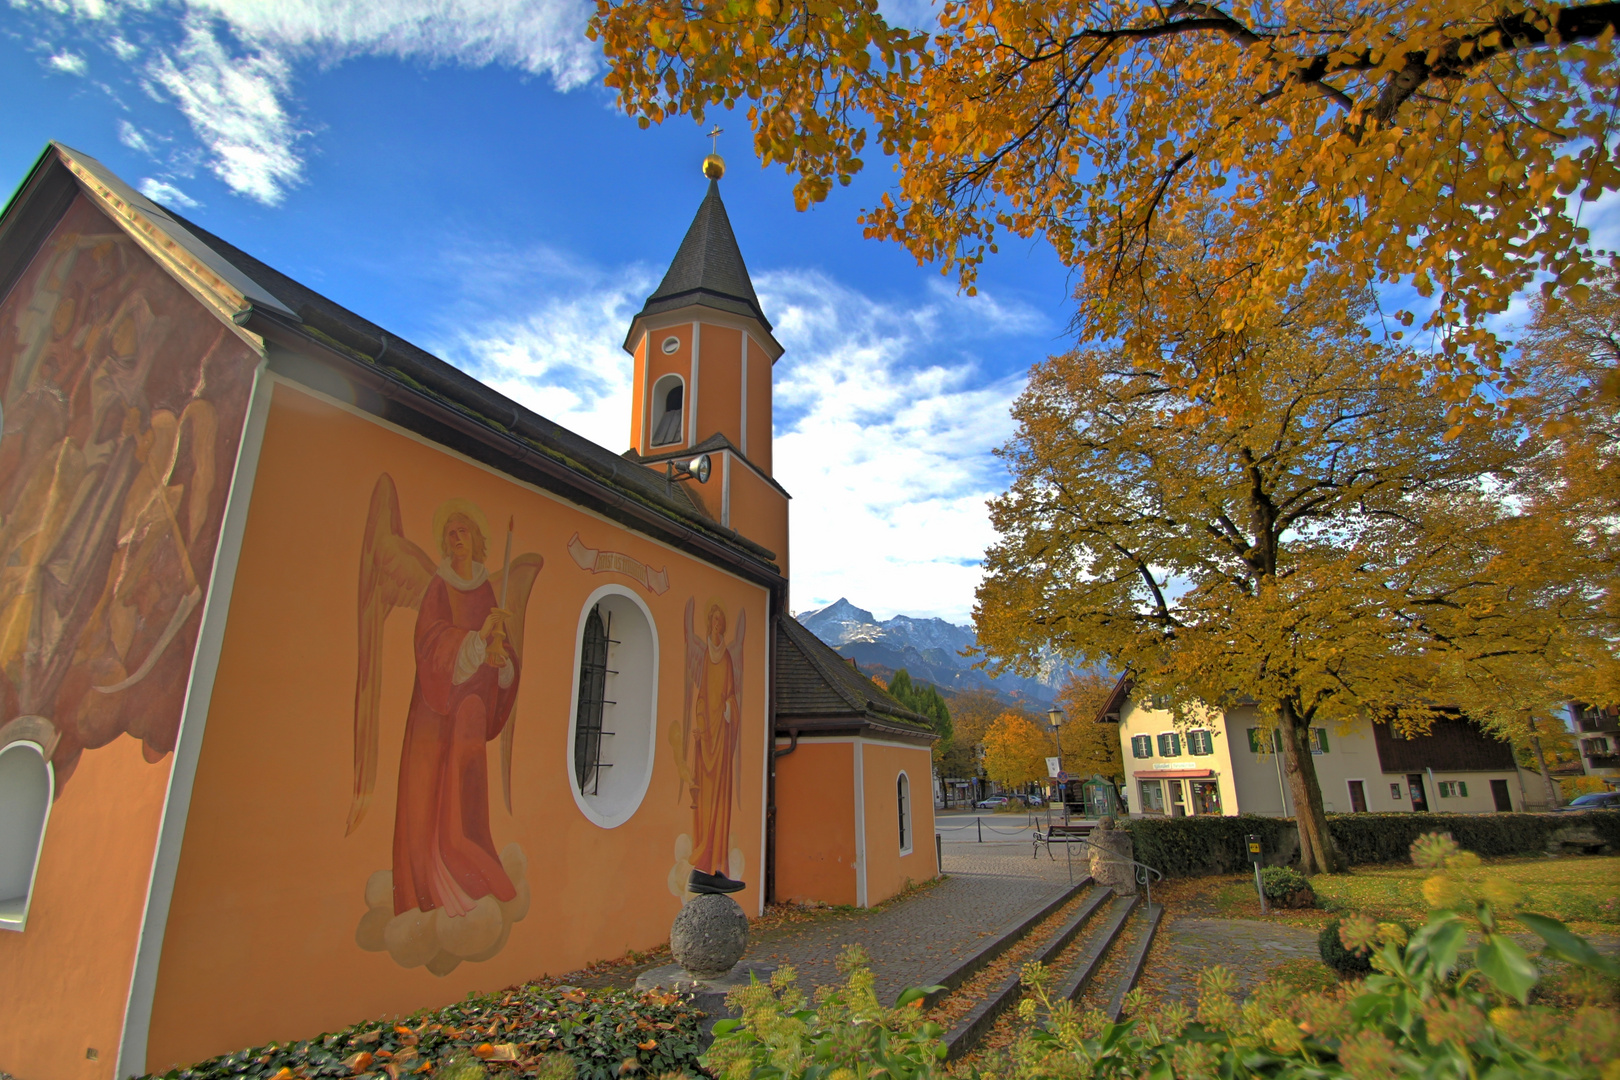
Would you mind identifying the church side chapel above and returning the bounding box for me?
[0,143,939,1080]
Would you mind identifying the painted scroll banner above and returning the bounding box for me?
[567,533,670,595]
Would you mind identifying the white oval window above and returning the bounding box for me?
[661,336,680,354]
[567,586,659,828]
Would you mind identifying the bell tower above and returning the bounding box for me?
[624,153,789,571]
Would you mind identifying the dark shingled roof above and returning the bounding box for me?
[635,180,770,331]
[776,616,937,742]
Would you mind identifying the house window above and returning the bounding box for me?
[1150,694,1171,709]
[1187,730,1214,756]
[0,741,53,932]
[568,588,659,829]
[1390,783,1403,800]
[1438,781,1470,798]
[1138,779,1166,813]
[897,773,913,854]
[1246,727,1283,753]
[650,374,685,446]
[1582,737,1612,756]
[1308,728,1330,754]
[1157,732,1182,757]
[1190,780,1221,814]
[1131,735,1154,759]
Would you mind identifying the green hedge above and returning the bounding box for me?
[1123,810,1620,877]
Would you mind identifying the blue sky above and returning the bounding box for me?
[1,0,1078,625]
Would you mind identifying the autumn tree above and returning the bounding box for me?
[934,686,1005,778]
[982,711,1055,788]
[972,257,1614,873]
[1053,670,1124,780]
[592,0,1619,409]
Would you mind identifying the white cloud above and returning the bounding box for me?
[46,49,89,75]
[138,177,199,207]
[761,270,1031,624]
[118,118,155,155]
[144,16,303,204]
[15,0,599,203]
[431,254,656,451]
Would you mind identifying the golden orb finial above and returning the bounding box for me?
[702,153,726,180]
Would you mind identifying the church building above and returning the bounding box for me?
[0,143,939,1080]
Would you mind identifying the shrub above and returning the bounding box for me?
[1318,918,1374,975]
[144,984,705,1080]
[1259,865,1316,908]
[1122,811,1620,877]
[1123,814,1299,877]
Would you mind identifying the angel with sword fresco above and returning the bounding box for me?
[675,598,746,896]
[347,473,543,975]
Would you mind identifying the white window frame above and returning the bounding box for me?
[0,739,54,933]
[565,585,660,829]
[897,771,913,855]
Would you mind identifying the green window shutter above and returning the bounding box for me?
[1458,781,1468,797]
[1247,728,1260,753]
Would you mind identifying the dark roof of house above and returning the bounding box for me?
[5,143,783,587]
[1095,674,1132,723]
[628,179,772,339]
[775,616,937,742]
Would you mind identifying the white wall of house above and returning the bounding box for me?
[1117,699,1525,817]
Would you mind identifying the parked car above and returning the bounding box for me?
[1556,791,1620,811]
[975,796,1010,809]
[1025,794,1044,807]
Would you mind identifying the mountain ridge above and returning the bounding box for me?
[795,597,1083,705]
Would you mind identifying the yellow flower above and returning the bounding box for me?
[1480,876,1521,911]
[1423,873,1464,909]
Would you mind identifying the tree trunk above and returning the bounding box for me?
[1278,699,1342,875]
[1527,717,1562,809]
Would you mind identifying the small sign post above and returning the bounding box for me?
[1248,833,1268,914]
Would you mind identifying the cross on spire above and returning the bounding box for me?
[708,125,723,153]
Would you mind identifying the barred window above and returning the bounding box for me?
[573,604,613,795]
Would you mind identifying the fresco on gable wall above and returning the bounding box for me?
[348,473,543,975]
[668,598,747,899]
[0,194,258,792]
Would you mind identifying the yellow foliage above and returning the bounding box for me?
[590,0,1619,411]
[982,711,1053,787]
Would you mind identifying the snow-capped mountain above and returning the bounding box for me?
[795,597,1084,704]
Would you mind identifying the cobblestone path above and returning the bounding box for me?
[744,840,1077,1004]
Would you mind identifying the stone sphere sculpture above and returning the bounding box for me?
[670,894,748,980]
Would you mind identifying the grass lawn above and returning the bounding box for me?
[1159,854,1620,935]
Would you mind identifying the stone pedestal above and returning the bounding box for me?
[1088,817,1137,894]
[636,962,777,1051]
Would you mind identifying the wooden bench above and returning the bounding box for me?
[1032,822,1094,860]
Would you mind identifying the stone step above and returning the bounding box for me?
[940,885,1113,1060]
[907,875,1093,1009]
[1051,893,1139,1004]
[1103,902,1163,1022]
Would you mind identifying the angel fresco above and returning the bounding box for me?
[667,598,747,898]
[0,198,256,792]
[348,473,543,976]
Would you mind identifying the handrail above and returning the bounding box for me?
[1032,826,1165,907]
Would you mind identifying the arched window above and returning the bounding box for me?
[897,772,912,855]
[568,587,659,828]
[0,741,53,931]
[650,374,684,447]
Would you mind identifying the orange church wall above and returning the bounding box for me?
[141,378,770,1072]
[744,339,771,475]
[858,742,938,907]
[694,324,742,453]
[629,333,647,450]
[0,193,262,1080]
[723,461,789,577]
[772,740,857,907]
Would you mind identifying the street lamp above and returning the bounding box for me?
[1047,707,1066,812]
